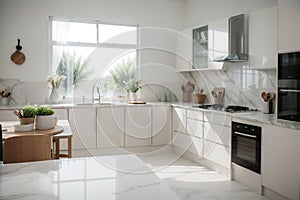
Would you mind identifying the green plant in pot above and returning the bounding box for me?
[35,106,56,130]
[19,105,37,125]
[125,80,142,101]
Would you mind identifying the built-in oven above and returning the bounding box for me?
[231,122,261,174]
[278,51,300,122]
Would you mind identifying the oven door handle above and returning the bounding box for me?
[234,131,257,138]
[279,89,300,93]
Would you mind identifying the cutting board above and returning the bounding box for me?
[128,101,146,104]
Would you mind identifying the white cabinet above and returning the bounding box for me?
[97,107,125,148]
[173,132,203,156]
[125,106,152,147]
[0,110,19,121]
[152,106,172,146]
[52,108,68,120]
[69,107,96,149]
[203,112,231,168]
[278,0,300,52]
[175,28,192,71]
[262,124,300,200]
[249,6,277,69]
[208,18,228,69]
[173,107,186,133]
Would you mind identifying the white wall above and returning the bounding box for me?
[184,0,278,28]
[0,0,186,104]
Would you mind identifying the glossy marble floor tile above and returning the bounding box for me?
[137,149,270,200]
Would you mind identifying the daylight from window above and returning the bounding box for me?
[50,18,138,100]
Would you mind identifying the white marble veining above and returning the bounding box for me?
[0,148,273,200]
[185,64,276,110]
[0,154,181,200]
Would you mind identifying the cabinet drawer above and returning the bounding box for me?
[187,118,203,138]
[173,107,186,133]
[204,122,231,147]
[187,109,203,121]
[203,112,231,127]
[173,132,203,156]
[203,140,230,168]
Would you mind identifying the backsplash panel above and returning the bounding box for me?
[186,63,276,110]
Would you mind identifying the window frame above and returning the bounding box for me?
[49,16,140,82]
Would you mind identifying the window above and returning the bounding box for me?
[50,17,139,99]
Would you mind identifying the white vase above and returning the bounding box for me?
[129,92,137,101]
[50,88,60,104]
[35,115,55,130]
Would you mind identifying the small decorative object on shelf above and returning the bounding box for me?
[47,73,66,104]
[35,106,56,130]
[125,80,142,101]
[193,87,206,104]
[181,81,195,102]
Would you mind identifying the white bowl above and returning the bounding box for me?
[14,124,34,132]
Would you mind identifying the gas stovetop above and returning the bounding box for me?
[192,104,258,113]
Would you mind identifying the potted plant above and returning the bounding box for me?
[125,80,142,101]
[47,73,66,104]
[19,105,37,125]
[35,106,55,130]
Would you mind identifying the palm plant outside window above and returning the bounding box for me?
[50,17,139,99]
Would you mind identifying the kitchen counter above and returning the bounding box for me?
[0,154,180,200]
[1,101,300,130]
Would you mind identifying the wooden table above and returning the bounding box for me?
[2,122,63,141]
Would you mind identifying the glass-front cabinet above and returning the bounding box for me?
[193,25,208,69]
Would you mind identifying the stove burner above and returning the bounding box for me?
[225,105,249,113]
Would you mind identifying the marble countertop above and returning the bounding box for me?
[1,101,300,131]
[0,154,181,200]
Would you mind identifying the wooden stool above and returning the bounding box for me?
[53,132,72,159]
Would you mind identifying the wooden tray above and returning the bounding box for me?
[128,101,146,104]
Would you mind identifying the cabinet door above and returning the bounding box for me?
[175,28,192,71]
[173,107,186,133]
[97,107,125,148]
[249,6,277,69]
[187,118,203,138]
[52,108,68,120]
[278,0,300,52]
[203,122,231,147]
[152,106,172,145]
[203,140,230,168]
[208,18,228,69]
[125,106,151,147]
[69,107,96,149]
[262,124,300,200]
[0,110,19,121]
[173,132,203,156]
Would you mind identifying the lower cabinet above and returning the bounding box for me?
[96,107,125,148]
[125,106,152,147]
[152,105,172,145]
[69,107,96,149]
[203,112,231,169]
[173,131,203,156]
[262,124,300,200]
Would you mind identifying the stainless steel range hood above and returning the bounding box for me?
[214,14,248,62]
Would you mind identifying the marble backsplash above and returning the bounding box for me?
[183,63,277,110]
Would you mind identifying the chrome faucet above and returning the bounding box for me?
[92,85,101,103]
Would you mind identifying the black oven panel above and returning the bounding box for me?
[232,122,261,174]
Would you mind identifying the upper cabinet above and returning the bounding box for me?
[193,25,208,69]
[175,19,228,72]
[208,18,228,69]
[249,6,277,69]
[175,28,192,71]
[278,0,300,53]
